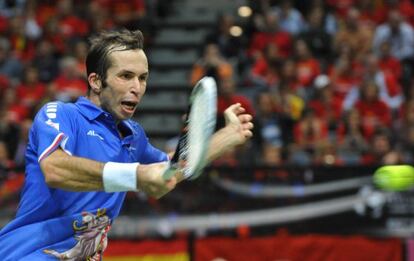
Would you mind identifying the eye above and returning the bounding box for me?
[139,74,148,82]
[120,73,134,80]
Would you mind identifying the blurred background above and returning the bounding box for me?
[0,0,414,260]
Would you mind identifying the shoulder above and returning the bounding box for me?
[34,100,79,125]
[37,100,77,116]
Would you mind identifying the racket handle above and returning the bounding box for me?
[162,167,177,180]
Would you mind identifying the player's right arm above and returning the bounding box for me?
[34,102,178,198]
[40,149,177,198]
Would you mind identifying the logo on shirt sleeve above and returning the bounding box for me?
[46,102,58,119]
[45,119,60,131]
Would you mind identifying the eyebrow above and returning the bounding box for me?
[118,70,149,77]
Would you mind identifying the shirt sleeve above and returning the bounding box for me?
[32,101,76,162]
[127,121,168,164]
[140,142,169,164]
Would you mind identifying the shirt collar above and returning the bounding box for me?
[75,96,108,120]
[75,96,135,136]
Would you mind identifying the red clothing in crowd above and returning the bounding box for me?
[59,15,89,38]
[251,57,280,86]
[296,58,321,88]
[308,97,343,121]
[6,103,29,123]
[326,0,356,18]
[249,31,292,58]
[379,56,402,81]
[53,75,87,94]
[355,100,391,139]
[217,95,255,117]
[15,82,46,107]
[293,117,329,147]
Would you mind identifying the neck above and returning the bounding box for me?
[87,92,101,108]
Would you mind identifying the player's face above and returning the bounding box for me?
[100,49,148,121]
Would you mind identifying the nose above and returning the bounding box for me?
[130,77,141,96]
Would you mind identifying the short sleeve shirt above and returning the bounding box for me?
[0,97,167,260]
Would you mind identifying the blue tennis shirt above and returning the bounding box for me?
[0,97,168,260]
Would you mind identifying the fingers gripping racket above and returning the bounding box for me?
[163,77,217,180]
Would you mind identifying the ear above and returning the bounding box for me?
[88,73,102,94]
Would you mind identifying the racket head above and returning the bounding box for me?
[163,76,217,180]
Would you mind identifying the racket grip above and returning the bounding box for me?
[162,167,177,180]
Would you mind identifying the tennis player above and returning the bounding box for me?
[0,29,253,260]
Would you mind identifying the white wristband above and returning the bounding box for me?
[103,162,140,192]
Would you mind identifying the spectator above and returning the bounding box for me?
[15,66,46,117]
[396,100,414,162]
[101,0,148,33]
[362,128,403,165]
[32,40,59,83]
[7,15,37,61]
[309,75,343,139]
[248,11,292,60]
[0,104,20,161]
[308,0,337,35]
[293,38,321,99]
[290,107,329,165]
[373,9,414,63]
[72,40,88,78]
[2,87,29,123]
[278,58,301,94]
[56,0,89,39]
[377,41,402,81]
[0,140,14,182]
[314,142,344,166]
[87,1,114,33]
[0,0,26,18]
[205,14,245,60]
[190,43,233,86]
[353,80,392,140]
[336,108,369,164]
[271,0,305,35]
[249,43,281,89]
[51,56,87,102]
[299,7,332,61]
[343,54,403,112]
[255,92,294,153]
[328,51,358,104]
[13,119,32,168]
[355,0,388,25]
[0,37,23,83]
[333,7,374,61]
[216,75,255,129]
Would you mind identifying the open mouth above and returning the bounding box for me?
[121,101,138,112]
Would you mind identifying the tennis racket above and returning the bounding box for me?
[163,76,217,181]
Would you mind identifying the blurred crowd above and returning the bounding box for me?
[0,0,171,181]
[191,0,414,167]
[1,0,414,184]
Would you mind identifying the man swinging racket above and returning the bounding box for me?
[0,29,253,260]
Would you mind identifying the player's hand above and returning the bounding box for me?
[373,165,414,191]
[223,103,254,146]
[136,162,180,198]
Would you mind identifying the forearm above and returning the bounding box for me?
[41,149,177,197]
[206,126,238,163]
[40,149,105,191]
